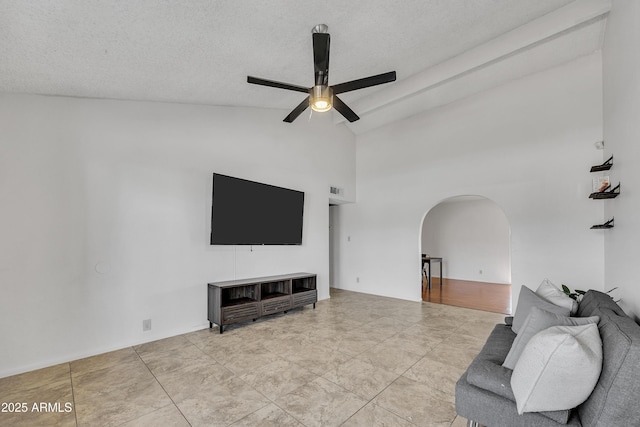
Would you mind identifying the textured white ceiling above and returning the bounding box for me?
[0,0,609,132]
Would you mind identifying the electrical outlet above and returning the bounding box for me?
[356,277,360,283]
[479,269,483,275]
[142,319,152,331]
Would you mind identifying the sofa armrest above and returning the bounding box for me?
[466,356,515,401]
[464,324,516,401]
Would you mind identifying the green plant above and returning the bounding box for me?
[561,284,586,301]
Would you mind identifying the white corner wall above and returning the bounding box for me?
[421,197,511,284]
[602,0,640,319]
[334,53,605,307]
[0,95,355,377]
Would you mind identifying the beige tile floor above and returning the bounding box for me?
[0,289,504,427]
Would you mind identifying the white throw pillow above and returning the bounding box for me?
[511,323,603,414]
[512,286,571,334]
[503,307,599,369]
[536,278,578,315]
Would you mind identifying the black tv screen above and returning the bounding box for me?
[210,173,304,245]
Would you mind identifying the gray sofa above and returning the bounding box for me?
[455,290,640,427]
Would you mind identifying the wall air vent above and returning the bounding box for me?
[329,186,343,196]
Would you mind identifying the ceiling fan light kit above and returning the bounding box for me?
[311,85,332,112]
[247,24,396,123]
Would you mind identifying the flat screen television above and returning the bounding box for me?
[210,173,304,245]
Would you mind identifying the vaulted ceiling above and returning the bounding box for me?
[0,0,610,134]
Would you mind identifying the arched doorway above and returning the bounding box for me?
[420,195,512,314]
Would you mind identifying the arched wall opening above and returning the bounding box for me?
[420,195,512,313]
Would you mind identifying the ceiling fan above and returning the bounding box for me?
[247,24,396,123]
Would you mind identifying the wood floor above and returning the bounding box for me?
[422,277,512,315]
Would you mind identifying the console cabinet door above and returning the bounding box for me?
[292,290,317,308]
[222,303,260,324]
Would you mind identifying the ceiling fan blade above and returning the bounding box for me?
[331,71,397,95]
[313,33,330,86]
[247,76,309,93]
[332,95,359,122]
[283,96,310,123]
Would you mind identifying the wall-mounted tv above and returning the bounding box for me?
[210,173,304,245]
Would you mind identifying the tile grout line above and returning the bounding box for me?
[4,290,495,427]
[131,346,193,427]
[223,368,293,427]
[134,337,301,427]
[339,330,461,426]
[229,346,317,427]
[68,363,79,427]
[326,325,424,426]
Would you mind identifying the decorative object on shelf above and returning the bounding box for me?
[590,155,613,172]
[592,175,610,193]
[589,183,620,199]
[591,218,614,229]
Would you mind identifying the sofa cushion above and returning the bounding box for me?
[503,307,599,369]
[512,286,571,334]
[577,289,625,317]
[577,306,640,426]
[511,323,602,415]
[536,279,578,315]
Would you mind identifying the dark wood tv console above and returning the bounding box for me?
[208,272,317,333]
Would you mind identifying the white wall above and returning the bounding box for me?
[421,197,510,284]
[0,94,355,377]
[334,53,605,307]
[602,0,640,319]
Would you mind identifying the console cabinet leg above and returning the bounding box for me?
[219,325,224,334]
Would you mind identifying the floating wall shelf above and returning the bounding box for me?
[590,155,613,172]
[591,218,614,229]
[589,153,618,230]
